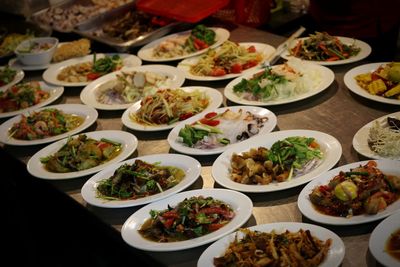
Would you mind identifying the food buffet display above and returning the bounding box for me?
[1,2,400,266]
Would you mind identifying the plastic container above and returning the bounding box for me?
[136,0,229,23]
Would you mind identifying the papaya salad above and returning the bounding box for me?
[95,71,171,105]
[9,108,84,140]
[0,81,49,113]
[130,88,210,126]
[231,137,322,185]
[232,59,321,102]
[178,109,269,149]
[290,31,361,62]
[96,160,185,201]
[189,40,263,77]
[138,196,235,242]
[355,62,400,99]
[40,134,122,173]
[57,54,122,83]
[309,161,400,217]
[153,24,216,58]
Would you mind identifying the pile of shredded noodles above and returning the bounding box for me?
[369,120,400,158]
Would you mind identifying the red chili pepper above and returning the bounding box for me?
[87,72,101,80]
[179,112,193,121]
[204,112,218,119]
[199,118,220,126]
[230,63,243,74]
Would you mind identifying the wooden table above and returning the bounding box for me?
[2,23,398,267]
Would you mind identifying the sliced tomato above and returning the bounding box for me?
[242,60,259,70]
[204,112,218,119]
[97,142,111,150]
[247,45,256,53]
[230,63,243,74]
[87,72,101,80]
[210,68,226,76]
[162,210,179,219]
[162,218,175,229]
[193,38,208,50]
[199,118,220,126]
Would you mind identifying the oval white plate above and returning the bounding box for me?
[369,210,400,267]
[0,81,64,119]
[353,111,400,160]
[212,130,342,193]
[80,64,185,110]
[43,53,142,87]
[198,222,345,267]
[137,27,230,62]
[0,66,24,91]
[9,57,51,71]
[177,42,276,81]
[81,154,201,208]
[298,160,400,225]
[344,62,400,105]
[121,86,223,131]
[281,36,371,66]
[0,103,98,146]
[167,105,277,155]
[27,130,137,180]
[121,188,253,251]
[224,62,335,106]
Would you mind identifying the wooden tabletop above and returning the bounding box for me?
[2,23,398,267]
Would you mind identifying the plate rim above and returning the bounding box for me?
[26,130,138,180]
[212,129,342,193]
[81,153,202,208]
[167,105,278,155]
[121,188,253,251]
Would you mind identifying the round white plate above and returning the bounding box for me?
[224,62,335,106]
[138,27,230,62]
[0,66,24,91]
[9,57,51,71]
[167,105,277,156]
[344,62,400,105]
[81,154,201,208]
[0,103,98,146]
[121,86,223,131]
[80,64,185,110]
[281,36,371,66]
[177,42,276,81]
[42,53,142,87]
[27,130,137,180]
[298,160,400,225]
[0,81,64,119]
[369,210,400,267]
[198,222,345,267]
[121,188,253,251]
[353,111,400,160]
[212,130,342,193]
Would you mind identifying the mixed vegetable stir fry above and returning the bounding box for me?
[0,81,49,113]
[231,136,322,185]
[290,31,360,61]
[0,66,17,87]
[9,108,84,140]
[139,196,235,242]
[40,134,122,173]
[96,159,185,200]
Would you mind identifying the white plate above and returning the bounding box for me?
[369,210,400,267]
[137,27,230,62]
[177,42,276,81]
[9,57,51,71]
[212,130,342,193]
[353,111,400,160]
[121,188,253,251]
[80,64,185,110]
[27,130,137,180]
[0,103,98,146]
[298,160,400,225]
[167,105,277,155]
[42,53,142,87]
[281,36,371,66]
[344,62,400,105]
[0,81,64,119]
[121,86,223,131]
[224,62,335,106]
[0,66,24,91]
[198,222,345,267]
[81,154,201,208]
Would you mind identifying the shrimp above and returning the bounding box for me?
[34,121,48,135]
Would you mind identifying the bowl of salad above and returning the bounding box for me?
[14,37,58,66]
